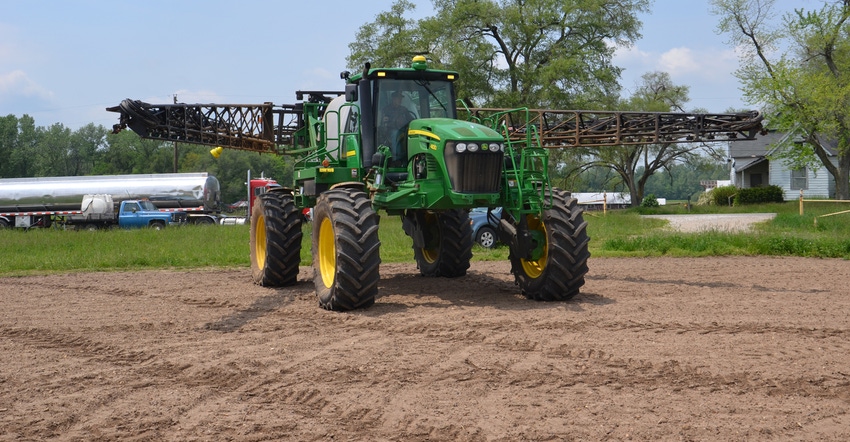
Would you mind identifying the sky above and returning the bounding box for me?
[1,0,813,131]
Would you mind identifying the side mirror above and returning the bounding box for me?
[345,83,358,102]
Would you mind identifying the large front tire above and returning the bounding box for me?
[250,192,303,287]
[510,189,590,301]
[409,209,473,277]
[312,188,381,311]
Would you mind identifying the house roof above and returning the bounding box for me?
[728,131,785,159]
[729,129,838,159]
[736,156,767,172]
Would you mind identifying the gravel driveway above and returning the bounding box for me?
[641,213,777,232]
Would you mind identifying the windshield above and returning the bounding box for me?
[376,78,457,123]
[139,200,158,211]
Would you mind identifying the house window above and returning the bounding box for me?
[791,167,807,190]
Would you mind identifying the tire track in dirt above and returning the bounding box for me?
[4,258,850,440]
[0,326,157,365]
[544,344,850,401]
[296,313,850,407]
[4,337,352,439]
[589,274,830,294]
[529,318,850,338]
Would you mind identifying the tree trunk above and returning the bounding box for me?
[836,151,850,200]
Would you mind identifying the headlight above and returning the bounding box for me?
[455,142,467,153]
[467,142,479,152]
[489,143,501,152]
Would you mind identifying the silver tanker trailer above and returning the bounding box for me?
[0,173,222,228]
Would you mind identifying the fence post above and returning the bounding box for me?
[799,189,804,216]
[603,191,607,216]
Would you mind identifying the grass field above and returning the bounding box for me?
[1,200,848,277]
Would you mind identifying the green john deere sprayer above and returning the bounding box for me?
[108,55,764,311]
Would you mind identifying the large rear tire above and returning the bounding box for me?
[312,188,381,311]
[250,192,303,287]
[410,209,472,277]
[510,189,590,301]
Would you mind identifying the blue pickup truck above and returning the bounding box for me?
[64,197,185,230]
[117,200,184,229]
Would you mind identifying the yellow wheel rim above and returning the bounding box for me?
[420,212,439,264]
[318,217,336,287]
[255,214,267,269]
[422,247,439,263]
[520,215,548,279]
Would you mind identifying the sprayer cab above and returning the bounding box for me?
[340,56,505,211]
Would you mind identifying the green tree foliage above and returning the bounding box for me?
[559,72,727,206]
[178,144,294,204]
[566,154,730,201]
[0,115,19,177]
[0,114,292,206]
[712,0,850,199]
[348,0,650,108]
[643,158,731,201]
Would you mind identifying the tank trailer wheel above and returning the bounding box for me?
[250,192,303,287]
[510,189,590,301]
[408,209,472,278]
[312,189,381,311]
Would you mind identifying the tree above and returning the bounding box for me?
[35,123,74,176]
[0,115,18,177]
[11,115,39,178]
[561,72,725,207]
[98,130,170,175]
[348,0,650,108]
[712,0,850,199]
[643,157,730,201]
[69,124,109,176]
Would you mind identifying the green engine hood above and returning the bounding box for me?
[408,118,503,143]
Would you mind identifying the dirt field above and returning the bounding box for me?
[2,256,849,441]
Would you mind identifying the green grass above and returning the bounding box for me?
[0,225,250,276]
[1,201,848,277]
[593,201,850,259]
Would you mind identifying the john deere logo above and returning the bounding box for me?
[482,144,489,151]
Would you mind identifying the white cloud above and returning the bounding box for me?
[658,47,699,76]
[613,43,653,68]
[0,69,54,101]
[614,43,748,111]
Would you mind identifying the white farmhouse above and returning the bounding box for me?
[728,130,837,200]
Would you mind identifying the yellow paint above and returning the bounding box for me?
[318,218,336,288]
[408,129,440,141]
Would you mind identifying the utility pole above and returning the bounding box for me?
[173,95,179,172]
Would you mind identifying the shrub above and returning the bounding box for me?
[710,185,738,206]
[735,185,785,204]
[640,194,660,208]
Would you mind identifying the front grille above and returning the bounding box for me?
[444,149,503,194]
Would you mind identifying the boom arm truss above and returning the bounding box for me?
[106,92,342,154]
[463,108,764,147]
[107,99,764,154]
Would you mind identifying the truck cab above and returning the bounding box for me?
[118,200,184,229]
